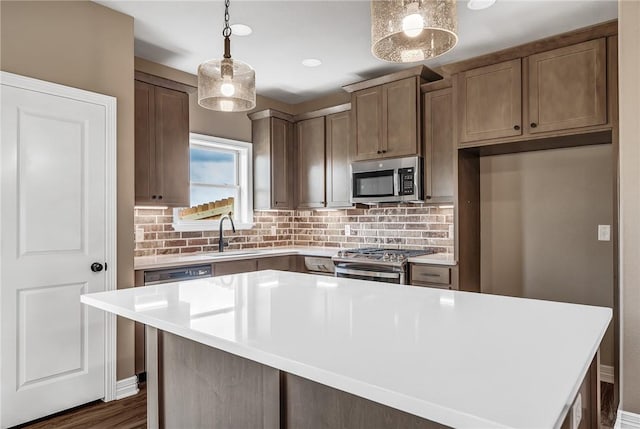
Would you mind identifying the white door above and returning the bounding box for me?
[0,73,116,428]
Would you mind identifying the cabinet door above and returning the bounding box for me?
[297,117,326,208]
[528,38,607,134]
[257,255,293,271]
[271,118,294,209]
[135,80,156,204]
[213,259,257,276]
[382,77,419,158]
[326,111,352,208]
[154,86,190,206]
[459,59,522,144]
[351,86,383,161]
[252,117,272,210]
[424,89,454,201]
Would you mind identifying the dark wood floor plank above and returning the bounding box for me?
[16,388,146,429]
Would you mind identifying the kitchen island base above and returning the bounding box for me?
[146,327,598,429]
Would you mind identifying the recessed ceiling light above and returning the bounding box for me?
[467,0,496,10]
[230,23,252,36]
[302,58,322,67]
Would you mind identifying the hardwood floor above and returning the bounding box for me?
[15,387,146,429]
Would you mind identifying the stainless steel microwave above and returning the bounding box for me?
[351,156,423,203]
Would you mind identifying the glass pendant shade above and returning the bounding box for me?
[371,0,458,63]
[198,57,256,112]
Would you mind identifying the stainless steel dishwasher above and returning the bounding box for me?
[135,264,213,377]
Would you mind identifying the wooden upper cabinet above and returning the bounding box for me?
[351,86,382,161]
[271,118,294,209]
[351,76,421,161]
[325,111,351,208]
[423,88,454,202]
[383,77,419,158]
[528,38,607,134]
[135,79,189,207]
[296,117,326,209]
[251,114,294,210]
[458,59,523,143]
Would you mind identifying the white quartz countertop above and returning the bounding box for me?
[408,253,456,265]
[134,247,338,270]
[81,271,610,429]
[135,247,457,270]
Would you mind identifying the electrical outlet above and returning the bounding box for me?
[344,225,351,236]
[270,226,277,235]
[571,393,582,429]
[135,227,144,243]
[448,224,454,238]
[598,225,611,241]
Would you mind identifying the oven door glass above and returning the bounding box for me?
[352,170,395,198]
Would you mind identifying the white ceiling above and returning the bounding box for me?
[96,0,618,104]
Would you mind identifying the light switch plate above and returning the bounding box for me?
[344,225,351,236]
[598,225,611,241]
[135,227,144,243]
[270,226,277,236]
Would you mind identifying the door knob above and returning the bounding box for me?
[91,262,104,272]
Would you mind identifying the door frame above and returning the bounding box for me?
[0,71,118,404]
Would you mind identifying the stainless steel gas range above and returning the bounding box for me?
[332,248,438,285]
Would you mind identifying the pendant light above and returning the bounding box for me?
[371,0,458,63]
[198,0,256,112]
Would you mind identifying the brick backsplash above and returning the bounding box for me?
[133,205,454,257]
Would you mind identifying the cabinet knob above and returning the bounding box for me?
[377,150,382,154]
[382,150,387,153]
[158,195,163,200]
[530,123,538,128]
[151,195,157,199]
[513,125,520,131]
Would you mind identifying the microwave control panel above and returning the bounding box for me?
[398,167,415,196]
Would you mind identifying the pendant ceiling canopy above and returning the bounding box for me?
[371,0,458,63]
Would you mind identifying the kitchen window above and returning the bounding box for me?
[172,133,253,231]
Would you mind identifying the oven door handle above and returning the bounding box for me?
[335,267,401,279]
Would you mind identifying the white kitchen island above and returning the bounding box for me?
[81,270,610,429]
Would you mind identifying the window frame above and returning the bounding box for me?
[172,133,253,231]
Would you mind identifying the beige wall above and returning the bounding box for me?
[1,1,136,380]
[619,0,640,414]
[135,57,293,142]
[480,145,615,366]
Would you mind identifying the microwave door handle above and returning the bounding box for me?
[394,171,400,196]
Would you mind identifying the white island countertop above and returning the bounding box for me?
[82,271,610,429]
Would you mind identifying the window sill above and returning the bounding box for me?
[172,222,255,232]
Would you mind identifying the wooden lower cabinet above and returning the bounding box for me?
[257,255,294,271]
[147,329,599,429]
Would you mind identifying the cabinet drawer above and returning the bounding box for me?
[410,265,451,286]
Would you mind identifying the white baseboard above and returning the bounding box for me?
[616,409,640,429]
[115,375,139,400]
[601,364,615,384]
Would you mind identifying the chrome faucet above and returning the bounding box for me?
[218,214,236,253]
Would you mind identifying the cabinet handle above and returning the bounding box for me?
[513,125,520,131]
[530,123,538,128]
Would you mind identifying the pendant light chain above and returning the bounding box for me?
[223,0,232,38]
